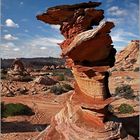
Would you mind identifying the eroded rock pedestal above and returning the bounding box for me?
[36,2,130,139]
[7,58,30,81]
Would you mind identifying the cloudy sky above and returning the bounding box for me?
[1,0,139,58]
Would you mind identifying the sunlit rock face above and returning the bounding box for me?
[113,40,140,71]
[36,1,131,140]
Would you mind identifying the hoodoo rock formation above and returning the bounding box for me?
[7,58,30,81]
[36,2,132,140]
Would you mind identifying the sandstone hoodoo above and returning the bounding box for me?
[7,58,31,81]
[36,1,132,139]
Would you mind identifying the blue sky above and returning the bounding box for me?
[0,0,139,58]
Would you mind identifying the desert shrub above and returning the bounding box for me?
[1,102,5,115]
[64,69,73,77]
[1,73,7,79]
[1,69,7,79]
[56,74,67,81]
[22,75,33,82]
[50,85,65,95]
[50,83,73,95]
[1,69,7,74]
[134,67,140,72]
[114,84,135,99]
[62,83,74,92]
[118,103,134,114]
[1,102,34,118]
[120,67,125,71]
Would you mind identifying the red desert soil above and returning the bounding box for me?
[1,92,72,140]
[109,71,140,94]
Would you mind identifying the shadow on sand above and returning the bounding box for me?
[1,121,48,133]
[105,114,139,139]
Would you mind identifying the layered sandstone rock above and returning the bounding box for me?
[36,1,132,140]
[7,59,31,81]
[113,40,140,71]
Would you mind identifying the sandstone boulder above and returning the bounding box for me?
[34,76,57,85]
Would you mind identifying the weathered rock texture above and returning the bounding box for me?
[113,40,140,71]
[34,76,57,85]
[7,58,30,81]
[36,1,132,140]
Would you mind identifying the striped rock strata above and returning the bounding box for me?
[36,1,130,140]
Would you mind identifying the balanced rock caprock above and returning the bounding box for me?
[7,58,30,81]
[36,1,133,140]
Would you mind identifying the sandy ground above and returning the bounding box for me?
[109,71,140,94]
[1,93,65,140]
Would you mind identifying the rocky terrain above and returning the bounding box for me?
[111,40,139,71]
[1,47,139,140]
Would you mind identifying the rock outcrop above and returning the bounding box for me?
[7,58,31,81]
[113,40,140,71]
[36,1,133,140]
[34,76,57,85]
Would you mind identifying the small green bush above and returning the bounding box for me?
[1,73,7,79]
[50,83,73,95]
[63,83,74,92]
[22,75,33,82]
[118,103,134,114]
[1,102,34,118]
[134,67,139,72]
[114,84,135,99]
[50,85,65,95]
[57,74,65,81]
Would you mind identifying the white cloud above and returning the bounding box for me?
[50,25,60,30]
[4,34,18,41]
[111,29,139,43]
[5,19,19,28]
[107,6,127,16]
[30,36,63,47]
[40,47,47,50]
[4,42,16,48]
[13,48,20,51]
[110,28,139,51]
[13,36,63,58]
[106,17,124,25]
[0,42,22,58]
